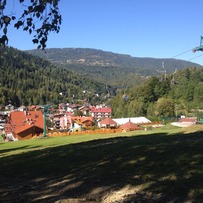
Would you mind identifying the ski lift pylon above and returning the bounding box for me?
[192,36,203,52]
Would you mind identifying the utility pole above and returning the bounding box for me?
[43,104,51,137]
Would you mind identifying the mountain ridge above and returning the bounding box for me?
[27,47,202,74]
[27,48,202,87]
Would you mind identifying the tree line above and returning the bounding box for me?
[111,67,203,120]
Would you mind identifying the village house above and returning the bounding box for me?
[49,113,64,129]
[66,103,83,113]
[60,114,73,129]
[120,120,141,132]
[59,114,94,131]
[90,106,112,120]
[171,116,198,127]
[98,117,117,128]
[79,106,90,116]
[5,110,44,140]
[72,116,94,129]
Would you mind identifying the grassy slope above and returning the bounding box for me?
[0,125,203,202]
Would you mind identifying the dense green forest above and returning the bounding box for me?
[111,68,203,119]
[0,47,112,107]
[57,63,146,87]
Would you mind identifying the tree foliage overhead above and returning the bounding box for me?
[0,0,61,49]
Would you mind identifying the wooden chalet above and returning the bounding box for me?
[6,110,44,140]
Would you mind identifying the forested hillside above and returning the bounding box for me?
[27,48,202,87]
[0,47,111,107]
[1,46,203,118]
[111,68,203,119]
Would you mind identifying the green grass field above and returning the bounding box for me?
[0,125,203,202]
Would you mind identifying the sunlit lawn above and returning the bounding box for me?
[0,124,203,202]
[0,125,180,156]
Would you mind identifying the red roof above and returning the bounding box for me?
[15,123,43,134]
[9,111,44,135]
[120,121,141,130]
[4,123,12,134]
[100,117,117,125]
[71,116,93,123]
[179,118,197,123]
[91,107,112,113]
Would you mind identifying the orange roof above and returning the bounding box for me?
[81,117,93,123]
[15,123,43,134]
[120,121,141,130]
[9,111,44,134]
[71,116,93,123]
[4,123,12,134]
[100,117,117,125]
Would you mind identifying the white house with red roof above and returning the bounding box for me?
[98,117,117,128]
[90,106,112,120]
[171,117,197,127]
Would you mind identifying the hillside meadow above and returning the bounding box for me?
[0,125,203,202]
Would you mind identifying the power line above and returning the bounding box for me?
[188,54,203,61]
[172,48,192,58]
[171,47,203,63]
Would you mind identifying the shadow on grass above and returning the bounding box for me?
[0,131,203,202]
[0,145,42,157]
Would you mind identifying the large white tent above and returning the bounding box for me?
[113,117,151,125]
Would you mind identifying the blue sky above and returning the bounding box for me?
[5,0,203,65]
